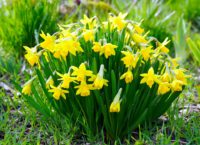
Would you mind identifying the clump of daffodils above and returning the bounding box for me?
[21,13,189,140]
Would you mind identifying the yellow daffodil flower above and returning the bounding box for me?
[40,31,55,52]
[157,38,170,53]
[110,88,122,113]
[75,81,92,97]
[161,72,171,82]
[101,43,118,59]
[80,14,96,29]
[92,42,102,52]
[141,46,153,61]
[120,69,133,83]
[171,79,184,92]
[22,76,36,95]
[49,85,68,100]
[109,13,127,31]
[83,29,94,42]
[71,63,93,81]
[134,24,144,34]
[46,76,54,89]
[140,67,158,88]
[89,64,108,89]
[24,46,40,66]
[57,72,75,89]
[132,33,148,44]
[158,82,170,95]
[174,69,190,84]
[121,51,139,68]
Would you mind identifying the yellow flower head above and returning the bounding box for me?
[161,72,171,83]
[141,46,153,61]
[140,67,158,88]
[24,46,40,66]
[49,85,68,100]
[101,43,117,59]
[158,82,170,95]
[46,76,54,89]
[132,33,148,44]
[92,42,102,53]
[174,69,190,84]
[171,79,184,92]
[121,51,139,68]
[22,77,36,95]
[134,24,144,34]
[109,13,127,31]
[120,69,133,83]
[40,31,55,52]
[57,72,75,89]
[157,38,170,53]
[75,81,92,97]
[80,14,96,29]
[83,29,94,42]
[110,88,122,113]
[90,64,108,90]
[71,63,93,81]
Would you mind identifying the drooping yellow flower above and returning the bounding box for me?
[89,64,108,89]
[140,67,158,88]
[101,43,118,59]
[80,14,96,29]
[48,85,68,100]
[171,79,184,92]
[92,42,102,52]
[22,77,36,95]
[157,38,170,53]
[161,72,171,83]
[134,24,144,34]
[24,46,40,66]
[71,63,93,81]
[121,51,139,68]
[120,69,133,83]
[158,82,170,95]
[57,72,75,89]
[46,76,54,89]
[110,88,122,113]
[132,33,148,44]
[174,69,190,84]
[109,13,127,31]
[40,31,55,52]
[75,81,92,97]
[82,29,94,42]
[141,46,153,61]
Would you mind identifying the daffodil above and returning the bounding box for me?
[75,81,92,97]
[141,46,153,61]
[101,43,117,59]
[57,72,75,88]
[134,24,144,34]
[110,88,122,113]
[92,42,102,52]
[71,63,93,81]
[109,13,127,31]
[22,77,36,95]
[40,31,55,52]
[46,76,54,89]
[24,46,40,66]
[157,38,170,53]
[80,14,96,29]
[174,69,189,84]
[171,79,184,92]
[140,67,158,88]
[83,29,94,42]
[121,51,139,68]
[132,33,148,44]
[120,69,133,83]
[49,85,68,100]
[158,82,170,95]
[89,64,108,89]
[161,72,171,82]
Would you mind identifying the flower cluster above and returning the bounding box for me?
[21,13,190,139]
